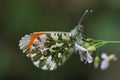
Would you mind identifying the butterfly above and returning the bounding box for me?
[19,10,93,71]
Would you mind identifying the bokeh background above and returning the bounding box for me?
[0,0,120,80]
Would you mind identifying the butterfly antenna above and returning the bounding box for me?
[78,10,93,25]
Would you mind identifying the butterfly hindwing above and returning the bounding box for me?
[19,32,75,70]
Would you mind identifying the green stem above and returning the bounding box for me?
[104,41,120,44]
[94,41,120,49]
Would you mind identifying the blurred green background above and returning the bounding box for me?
[0,0,120,80]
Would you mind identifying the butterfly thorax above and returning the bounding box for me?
[70,24,83,45]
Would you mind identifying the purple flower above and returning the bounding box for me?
[101,53,117,70]
[75,43,93,63]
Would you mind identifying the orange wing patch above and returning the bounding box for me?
[29,33,46,52]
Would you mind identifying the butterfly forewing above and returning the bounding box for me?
[19,32,75,70]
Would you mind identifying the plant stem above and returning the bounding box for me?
[104,41,120,44]
[94,41,120,49]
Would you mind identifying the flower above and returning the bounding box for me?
[100,53,117,70]
[75,43,93,63]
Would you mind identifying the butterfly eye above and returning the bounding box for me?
[76,25,84,33]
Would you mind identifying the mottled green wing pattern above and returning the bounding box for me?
[19,32,75,70]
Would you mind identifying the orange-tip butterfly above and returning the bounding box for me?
[19,10,93,71]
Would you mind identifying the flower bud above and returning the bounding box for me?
[94,56,100,68]
[87,46,96,53]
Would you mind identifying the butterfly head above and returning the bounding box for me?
[74,10,92,33]
[70,10,92,44]
[75,24,83,33]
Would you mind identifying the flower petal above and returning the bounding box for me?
[101,60,109,70]
[101,53,108,59]
[86,52,93,63]
[75,43,93,63]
